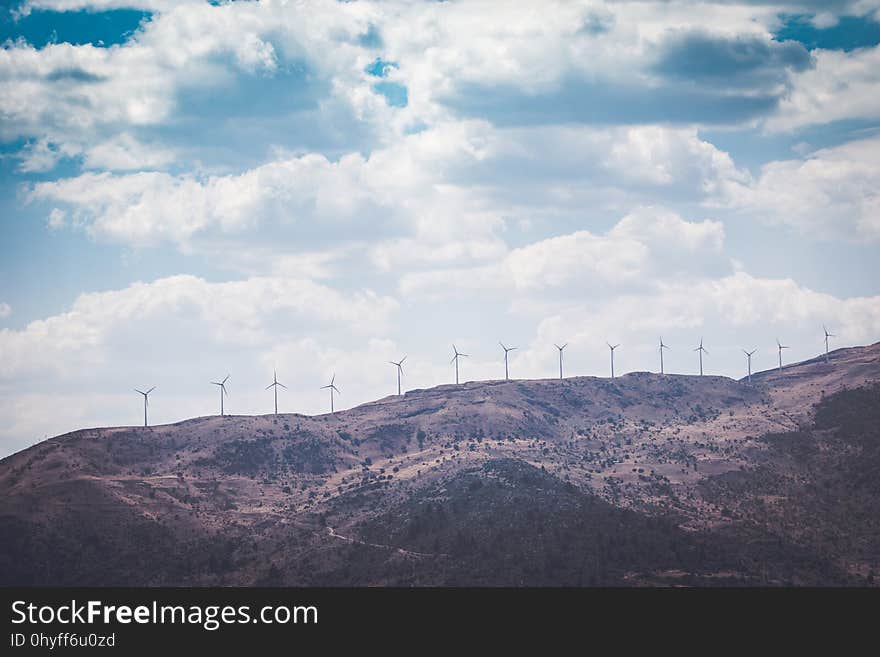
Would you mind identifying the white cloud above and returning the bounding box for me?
[16,138,81,173]
[28,122,745,267]
[722,135,880,240]
[769,44,880,131]
[0,274,398,379]
[514,271,880,381]
[83,133,176,170]
[0,303,11,319]
[400,208,728,300]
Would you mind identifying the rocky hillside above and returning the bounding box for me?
[1,342,878,586]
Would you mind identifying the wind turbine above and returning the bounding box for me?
[607,342,620,379]
[823,325,835,362]
[211,374,229,416]
[499,342,517,380]
[742,349,757,384]
[388,356,406,395]
[451,344,468,384]
[659,337,670,374]
[554,343,567,380]
[694,338,708,376]
[134,386,155,427]
[321,374,340,412]
[776,339,789,371]
[265,369,286,415]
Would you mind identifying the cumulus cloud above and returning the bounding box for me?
[83,133,176,170]
[400,208,728,300]
[722,135,880,240]
[0,303,11,319]
[28,122,745,264]
[0,275,398,379]
[768,44,880,131]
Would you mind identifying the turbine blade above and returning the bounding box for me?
[147,387,155,394]
[265,383,274,390]
[222,374,229,384]
[278,382,287,389]
[400,356,407,364]
[134,389,144,395]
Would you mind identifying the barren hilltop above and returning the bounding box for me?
[2,343,879,586]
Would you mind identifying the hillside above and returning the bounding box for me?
[1,342,879,586]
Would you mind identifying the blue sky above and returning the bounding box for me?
[1,0,880,456]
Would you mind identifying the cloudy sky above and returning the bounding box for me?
[2,0,880,457]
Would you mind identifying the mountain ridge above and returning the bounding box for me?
[2,341,879,585]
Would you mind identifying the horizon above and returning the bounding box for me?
[2,1,880,458]
[14,338,872,449]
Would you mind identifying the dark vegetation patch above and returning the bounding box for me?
[357,459,848,586]
[699,384,880,581]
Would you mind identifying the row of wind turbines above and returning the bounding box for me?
[132,326,837,426]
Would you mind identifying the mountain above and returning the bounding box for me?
[1,343,879,586]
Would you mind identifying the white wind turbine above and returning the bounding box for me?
[499,342,517,380]
[388,356,406,395]
[265,369,286,415]
[321,374,340,412]
[134,386,155,427]
[694,338,708,376]
[554,343,567,380]
[742,349,757,384]
[659,337,670,374]
[451,345,469,384]
[823,325,835,362]
[211,374,229,416]
[776,338,789,372]
[607,342,620,379]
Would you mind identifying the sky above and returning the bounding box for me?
[1,0,880,457]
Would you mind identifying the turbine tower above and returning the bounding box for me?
[659,337,670,374]
[321,374,340,412]
[694,338,708,376]
[554,343,567,380]
[265,369,286,415]
[451,344,468,384]
[776,339,789,372]
[388,356,406,395]
[499,342,517,380]
[607,342,620,379]
[134,386,155,427]
[742,349,757,384]
[823,325,835,362]
[211,374,229,416]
